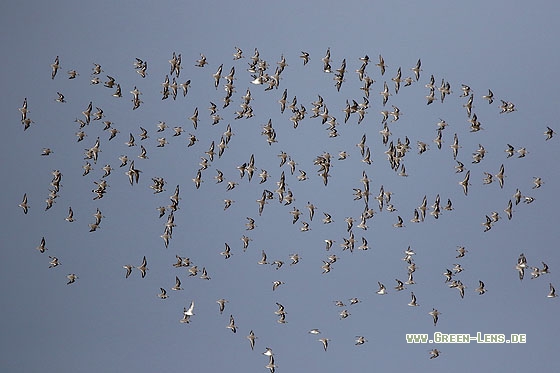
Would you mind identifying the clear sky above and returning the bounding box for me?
[1,1,559,371]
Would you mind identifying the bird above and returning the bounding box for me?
[36,237,47,253]
[247,330,257,350]
[482,89,494,104]
[533,177,543,189]
[547,283,557,298]
[429,349,441,359]
[185,301,195,317]
[200,267,211,280]
[495,164,505,188]
[123,264,134,279]
[51,56,60,79]
[459,170,470,195]
[395,279,405,291]
[195,54,208,67]
[227,315,237,333]
[319,338,330,351]
[429,308,441,326]
[137,256,148,278]
[19,193,29,214]
[66,274,78,285]
[355,336,367,345]
[408,292,419,306]
[216,299,228,314]
[171,276,183,291]
[376,54,386,75]
[300,51,310,65]
[180,301,195,323]
[48,256,60,268]
[157,288,168,299]
[475,280,486,295]
[272,280,284,291]
[376,281,387,295]
[257,250,268,264]
[456,246,468,258]
[275,302,286,316]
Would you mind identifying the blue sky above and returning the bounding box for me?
[2,1,559,371]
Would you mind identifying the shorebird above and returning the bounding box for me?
[429,308,441,326]
[429,349,440,359]
[36,237,47,253]
[548,283,557,298]
[408,292,419,306]
[200,267,211,280]
[192,170,202,189]
[456,246,468,258]
[247,330,257,350]
[171,276,183,291]
[277,312,288,324]
[265,356,276,372]
[19,193,29,214]
[380,81,391,106]
[482,89,494,104]
[411,59,422,81]
[272,280,284,291]
[495,164,505,188]
[216,299,228,314]
[376,54,386,75]
[475,280,486,295]
[406,272,415,285]
[257,250,268,265]
[504,200,513,220]
[195,53,207,67]
[459,170,470,195]
[66,274,78,285]
[319,338,330,351]
[533,177,543,189]
[300,51,310,65]
[137,256,148,278]
[180,301,195,323]
[290,254,300,265]
[157,288,168,299]
[482,215,493,232]
[274,302,286,316]
[51,56,60,79]
[321,261,332,274]
[123,264,134,278]
[376,282,387,295]
[48,256,60,268]
[355,336,368,346]
[516,253,527,280]
[450,133,461,159]
[126,161,141,185]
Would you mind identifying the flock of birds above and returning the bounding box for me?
[16,47,557,367]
